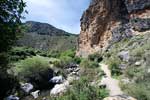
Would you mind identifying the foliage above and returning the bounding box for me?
[52,50,81,68]
[124,66,145,78]
[107,56,122,76]
[13,56,54,89]
[106,33,150,100]
[0,71,20,99]
[60,49,76,58]
[9,47,36,61]
[0,0,26,98]
[88,52,103,62]
[80,59,99,68]
[73,56,82,64]
[14,56,49,78]
[18,21,78,52]
[49,77,109,100]
[0,0,26,52]
[131,47,144,58]
[45,50,61,58]
[121,73,150,100]
[18,33,78,52]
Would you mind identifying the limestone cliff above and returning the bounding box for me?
[77,0,150,57]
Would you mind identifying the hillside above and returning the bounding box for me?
[77,0,150,57]
[76,0,150,100]
[25,21,74,36]
[17,21,78,51]
[103,32,150,100]
[1,0,150,100]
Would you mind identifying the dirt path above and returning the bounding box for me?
[100,63,123,96]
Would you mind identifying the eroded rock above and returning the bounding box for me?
[21,83,33,93]
[77,0,150,57]
[118,51,130,62]
[49,76,64,84]
[6,95,19,100]
[31,90,40,99]
[50,81,69,96]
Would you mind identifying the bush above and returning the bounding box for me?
[48,51,61,58]
[125,66,145,79]
[0,72,20,99]
[88,52,103,62]
[107,57,122,76]
[131,47,144,58]
[9,47,36,61]
[51,77,108,100]
[14,56,54,90]
[80,59,99,68]
[121,82,150,100]
[73,57,82,64]
[60,49,75,58]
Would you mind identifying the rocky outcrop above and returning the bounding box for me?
[77,0,150,57]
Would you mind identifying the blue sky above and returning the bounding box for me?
[24,0,90,34]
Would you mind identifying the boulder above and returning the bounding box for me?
[50,81,69,96]
[119,64,127,70]
[31,90,40,99]
[6,95,19,100]
[118,51,130,62]
[21,83,33,93]
[74,68,80,72]
[135,61,141,66]
[49,76,64,84]
[66,68,74,73]
[148,68,150,73]
[103,95,137,100]
[71,71,79,76]
[42,97,47,100]
[67,63,79,68]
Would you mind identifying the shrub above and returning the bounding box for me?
[80,59,99,68]
[0,71,20,99]
[73,57,82,64]
[121,82,150,100]
[59,56,74,66]
[125,66,145,79]
[131,47,144,58]
[48,51,61,58]
[108,57,122,76]
[51,77,109,100]
[14,56,54,90]
[60,49,75,58]
[9,47,36,61]
[88,52,103,62]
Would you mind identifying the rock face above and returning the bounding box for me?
[77,0,150,57]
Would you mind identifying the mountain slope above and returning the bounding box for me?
[76,0,150,100]
[25,21,73,36]
[103,32,150,100]
[17,21,78,51]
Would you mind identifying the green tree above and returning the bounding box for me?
[0,0,26,98]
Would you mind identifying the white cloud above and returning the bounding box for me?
[24,0,90,34]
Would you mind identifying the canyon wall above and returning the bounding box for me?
[77,0,150,57]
